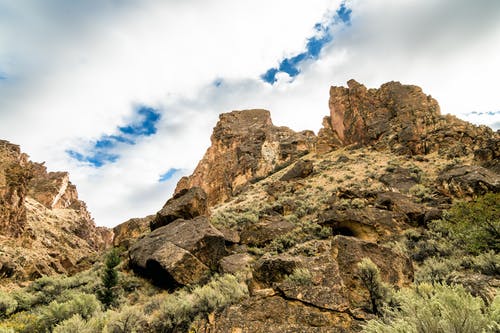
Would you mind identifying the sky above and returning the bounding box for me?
[1,0,499,227]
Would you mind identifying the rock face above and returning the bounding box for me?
[129,216,227,288]
[126,80,499,333]
[113,215,154,249]
[0,140,30,238]
[150,187,208,231]
[318,80,497,156]
[280,159,314,181]
[174,109,317,206]
[197,237,413,333]
[437,165,500,198]
[0,140,112,282]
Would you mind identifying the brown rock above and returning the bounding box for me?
[437,165,500,198]
[174,109,316,206]
[280,159,314,181]
[113,215,154,249]
[333,235,414,309]
[253,254,301,284]
[318,80,498,156]
[474,138,500,173]
[375,192,428,226]
[196,295,354,333]
[318,207,405,242]
[219,253,254,275]
[129,216,227,287]
[240,216,295,246]
[28,164,79,209]
[0,139,111,282]
[379,166,421,193]
[150,187,208,231]
[276,240,350,312]
[0,140,31,237]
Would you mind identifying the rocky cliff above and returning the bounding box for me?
[114,81,499,332]
[174,109,317,206]
[0,140,112,282]
[318,80,497,159]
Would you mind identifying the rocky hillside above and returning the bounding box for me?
[112,80,498,332]
[0,140,112,283]
[1,80,498,332]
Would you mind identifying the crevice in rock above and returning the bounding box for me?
[274,287,366,321]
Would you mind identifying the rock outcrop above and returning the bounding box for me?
[318,80,497,156]
[174,109,316,206]
[123,80,499,333]
[437,165,500,198]
[0,140,112,282]
[113,215,154,249]
[150,187,208,231]
[0,141,31,238]
[129,216,227,288]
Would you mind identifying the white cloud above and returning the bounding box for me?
[1,0,499,227]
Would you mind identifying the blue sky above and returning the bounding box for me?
[67,107,161,167]
[0,0,499,227]
[262,3,351,84]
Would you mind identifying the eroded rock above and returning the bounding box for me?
[280,160,314,181]
[150,187,208,231]
[129,216,227,287]
[113,215,154,249]
[240,216,295,246]
[317,80,498,157]
[437,165,500,198]
[174,109,316,206]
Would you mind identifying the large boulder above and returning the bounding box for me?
[333,235,414,309]
[129,216,227,287]
[194,295,354,333]
[113,215,154,249]
[280,159,314,181]
[437,165,500,198]
[318,207,405,242]
[240,216,295,246]
[375,191,429,226]
[150,187,208,231]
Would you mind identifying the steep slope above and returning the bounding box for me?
[0,140,112,283]
[115,80,498,332]
[174,109,317,206]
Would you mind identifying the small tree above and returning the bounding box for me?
[98,249,121,309]
[357,258,390,315]
[434,193,500,254]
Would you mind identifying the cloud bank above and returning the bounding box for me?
[0,0,498,227]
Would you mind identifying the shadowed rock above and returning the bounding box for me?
[150,187,208,231]
[129,216,227,288]
[437,165,500,198]
[240,216,295,246]
[280,160,314,181]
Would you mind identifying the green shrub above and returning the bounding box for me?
[53,314,94,333]
[285,268,313,285]
[105,306,147,333]
[149,274,248,332]
[472,251,500,276]
[357,258,391,314]
[408,184,433,202]
[433,193,499,254]
[363,283,499,333]
[0,292,17,318]
[11,291,37,312]
[415,257,460,284]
